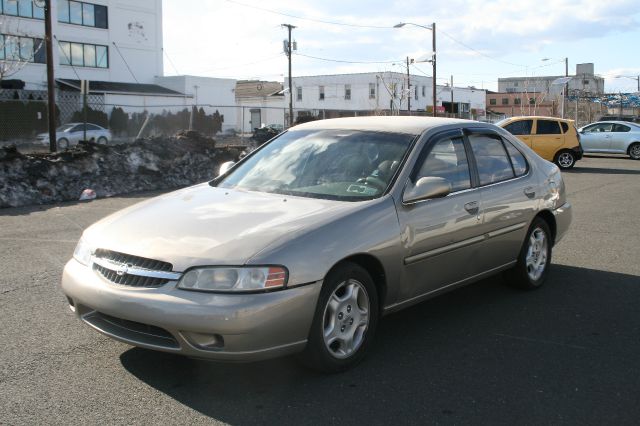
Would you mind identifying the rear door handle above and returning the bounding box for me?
[464,201,479,215]
[524,187,536,198]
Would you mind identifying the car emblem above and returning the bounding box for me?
[116,263,131,276]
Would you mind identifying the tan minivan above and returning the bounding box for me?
[498,116,583,169]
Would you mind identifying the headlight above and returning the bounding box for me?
[73,238,94,266]
[177,266,288,293]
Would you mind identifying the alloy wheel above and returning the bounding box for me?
[630,144,640,160]
[322,279,370,359]
[557,152,574,168]
[525,227,548,281]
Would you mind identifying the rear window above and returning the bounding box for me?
[503,120,532,135]
[468,135,515,186]
[560,122,569,133]
[504,141,528,176]
[536,120,561,135]
[613,124,630,132]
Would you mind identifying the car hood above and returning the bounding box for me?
[83,183,361,271]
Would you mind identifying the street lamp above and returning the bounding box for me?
[394,22,436,117]
[614,75,640,92]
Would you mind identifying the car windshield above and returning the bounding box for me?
[56,124,76,132]
[216,129,416,201]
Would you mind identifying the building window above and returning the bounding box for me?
[422,86,426,97]
[369,83,375,99]
[344,84,351,100]
[529,97,535,105]
[319,86,325,100]
[514,98,521,105]
[58,41,108,68]
[514,82,519,87]
[502,98,509,105]
[489,98,496,105]
[0,34,45,63]
[1,0,45,19]
[296,86,302,101]
[57,0,108,29]
[583,80,589,85]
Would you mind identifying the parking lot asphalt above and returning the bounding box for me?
[1,155,639,425]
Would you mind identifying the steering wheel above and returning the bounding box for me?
[356,176,386,191]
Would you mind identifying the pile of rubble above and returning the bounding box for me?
[0,132,240,208]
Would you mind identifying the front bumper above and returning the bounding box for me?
[61,259,322,361]
[552,201,572,245]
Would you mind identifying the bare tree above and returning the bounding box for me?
[0,15,42,82]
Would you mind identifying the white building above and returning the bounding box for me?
[287,72,486,122]
[235,80,285,133]
[498,63,605,97]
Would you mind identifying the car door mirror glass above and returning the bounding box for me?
[403,176,451,204]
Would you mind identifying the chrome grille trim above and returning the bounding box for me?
[91,249,181,288]
[92,257,182,280]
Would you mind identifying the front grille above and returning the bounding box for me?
[92,249,178,288]
[93,263,170,287]
[82,310,179,349]
[94,249,173,272]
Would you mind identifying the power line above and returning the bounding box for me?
[294,52,399,64]
[223,0,391,29]
[162,48,180,75]
[436,28,524,68]
[196,54,284,72]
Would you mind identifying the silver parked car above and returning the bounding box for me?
[37,122,111,149]
[61,117,572,372]
[578,121,640,159]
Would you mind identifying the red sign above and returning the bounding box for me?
[436,106,446,113]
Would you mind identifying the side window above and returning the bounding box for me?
[71,124,85,132]
[416,137,471,193]
[504,141,528,176]
[504,120,532,135]
[468,135,515,185]
[86,124,101,130]
[536,120,561,135]
[560,122,568,133]
[612,124,630,133]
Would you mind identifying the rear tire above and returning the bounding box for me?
[628,143,640,160]
[300,262,379,373]
[97,136,108,144]
[504,218,552,290]
[554,150,576,169]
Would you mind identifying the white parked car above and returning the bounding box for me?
[37,123,112,149]
[578,121,640,160]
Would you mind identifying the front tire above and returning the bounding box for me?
[628,143,640,160]
[555,150,576,169]
[504,218,552,290]
[301,262,379,373]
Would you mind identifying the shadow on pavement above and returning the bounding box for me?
[567,166,640,175]
[120,265,640,425]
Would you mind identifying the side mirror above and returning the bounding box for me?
[218,161,235,177]
[403,176,451,204]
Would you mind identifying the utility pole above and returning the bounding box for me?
[44,0,57,152]
[406,56,411,115]
[282,24,296,127]
[432,22,437,117]
[450,75,454,117]
[562,57,568,119]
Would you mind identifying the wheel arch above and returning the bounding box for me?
[326,254,387,313]
[535,210,557,246]
[627,142,640,155]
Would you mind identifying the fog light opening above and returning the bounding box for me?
[182,331,224,350]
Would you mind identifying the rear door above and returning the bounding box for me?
[531,119,563,161]
[503,119,533,148]
[465,131,539,272]
[610,123,632,152]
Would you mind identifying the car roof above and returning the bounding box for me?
[290,116,471,135]
[502,116,574,123]
[584,121,639,127]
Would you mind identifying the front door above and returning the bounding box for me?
[396,132,484,302]
[250,109,261,131]
[580,122,613,152]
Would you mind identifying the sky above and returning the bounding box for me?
[162,0,640,93]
